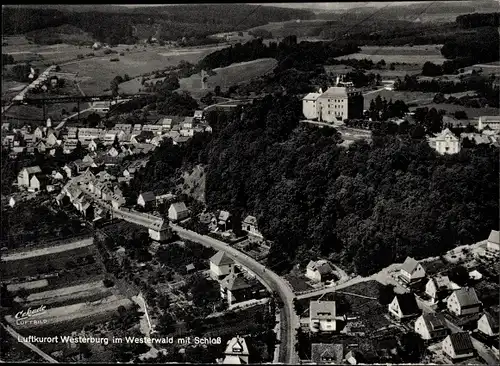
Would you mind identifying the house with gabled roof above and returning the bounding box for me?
[399,257,426,284]
[487,230,499,251]
[428,128,460,155]
[243,215,262,237]
[311,343,344,364]
[477,311,499,337]
[168,202,189,222]
[137,191,156,208]
[209,251,234,279]
[425,275,459,303]
[414,313,448,340]
[220,267,253,306]
[442,332,474,360]
[306,260,334,283]
[388,293,420,320]
[218,210,232,231]
[310,300,338,333]
[17,166,42,187]
[447,287,482,316]
[222,336,249,364]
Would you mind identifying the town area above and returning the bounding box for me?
[1,2,499,365]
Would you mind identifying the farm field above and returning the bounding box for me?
[6,294,133,330]
[7,279,49,292]
[0,244,97,279]
[336,45,446,65]
[2,237,94,261]
[18,280,112,307]
[62,44,227,95]
[179,58,277,97]
[410,103,500,119]
[363,89,436,109]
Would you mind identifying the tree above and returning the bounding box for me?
[448,265,470,286]
[86,112,101,128]
[454,110,468,120]
[377,284,395,305]
[397,332,426,363]
[157,312,175,335]
[214,85,221,96]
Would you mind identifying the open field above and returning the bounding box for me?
[336,45,446,65]
[363,89,436,109]
[7,279,49,292]
[17,280,112,307]
[1,245,97,280]
[2,237,94,261]
[179,58,277,96]
[6,294,133,330]
[62,45,226,95]
[412,103,500,119]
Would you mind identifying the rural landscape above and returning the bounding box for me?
[1,1,499,365]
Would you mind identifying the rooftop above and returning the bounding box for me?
[311,343,344,364]
[310,300,336,320]
[452,287,481,307]
[210,251,234,266]
[447,332,473,353]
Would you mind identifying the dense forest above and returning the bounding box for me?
[2,5,313,44]
[128,95,498,276]
[198,36,360,72]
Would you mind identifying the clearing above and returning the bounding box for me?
[179,58,277,97]
[18,280,110,307]
[61,44,225,95]
[336,45,446,65]
[363,89,436,109]
[7,279,49,292]
[2,237,94,261]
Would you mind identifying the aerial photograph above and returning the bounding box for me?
[0,1,499,364]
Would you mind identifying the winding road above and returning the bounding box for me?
[169,223,299,365]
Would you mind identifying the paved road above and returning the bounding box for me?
[1,323,59,363]
[170,223,298,365]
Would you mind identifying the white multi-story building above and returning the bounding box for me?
[302,92,322,120]
[429,128,460,155]
[309,300,338,333]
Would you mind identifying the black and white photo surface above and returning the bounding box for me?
[1,1,499,364]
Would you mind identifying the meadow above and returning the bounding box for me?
[179,58,277,98]
[336,45,447,65]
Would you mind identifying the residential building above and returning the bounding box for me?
[317,86,364,123]
[414,313,448,340]
[209,251,234,279]
[442,332,474,360]
[29,174,47,192]
[242,215,262,237]
[487,230,500,251]
[429,128,460,155]
[147,218,172,242]
[17,166,42,187]
[193,110,203,121]
[111,193,126,209]
[220,268,253,306]
[222,336,249,364]
[137,191,156,208]
[310,343,344,364]
[447,287,482,316]
[388,293,420,320]
[399,257,426,284]
[478,116,500,131]
[309,300,337,333]
[302,91,322,120]
[168,202,189,222]
[306,260,334,283]
[33,126,44,140]
[218,210,232,231]
[477,311,499,337]
[425,275,459,303]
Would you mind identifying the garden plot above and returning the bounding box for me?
[6,294,133,330]
[16,280,111,307]
[2,237,94,261]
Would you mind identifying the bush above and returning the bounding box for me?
[103,278,115,288]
